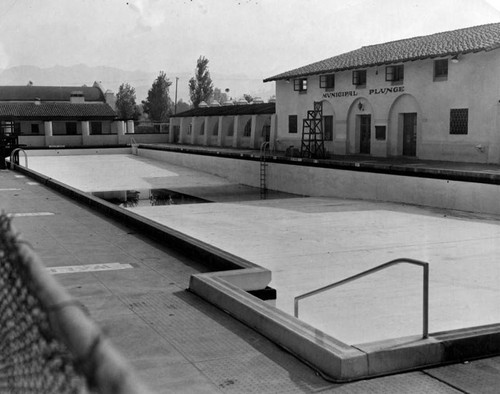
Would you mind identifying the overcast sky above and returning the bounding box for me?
[1,0,500,80]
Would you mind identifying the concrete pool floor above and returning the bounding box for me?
[26,152,500,345]
[5,151,500,393]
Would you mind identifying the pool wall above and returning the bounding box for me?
[189,267,500,382]
[138,147,500,216]
[24,148,131,156]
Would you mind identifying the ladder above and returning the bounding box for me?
[9,147,28,169]
[130,137,139,155]
[300,101,325,159]
[260,142,269,199]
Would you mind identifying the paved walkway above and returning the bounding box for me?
[4,151,500,392]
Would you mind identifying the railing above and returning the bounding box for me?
[294,258,429,339]
[260,142,270,199]
[130,137,139,155]
[260,141,269,160]
[10,147,28,169]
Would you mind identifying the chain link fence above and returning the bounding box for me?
[0,213,151,393]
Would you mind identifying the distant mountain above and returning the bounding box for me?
[0,64,275,104]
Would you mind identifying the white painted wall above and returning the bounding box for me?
[138,148,500,216]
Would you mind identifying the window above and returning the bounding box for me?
[2,121,20,134]
[0,121,10,135]
[243,119,252,137]
[200,121,205,135]
[293,78,307,92]
[2,121,17,135]
[212,122,219,136]
[434,59,448,80]
[352,70,367,86]
[323,116,333,141]
[320,74,335,90]
[227,122,234,136]
[66,122,77,135]
[375,125,386,140]
[450,109,468,135]
[31,124,40,134]
[91,122,102,135]
[385,65,404,83]
[288,115,298,134]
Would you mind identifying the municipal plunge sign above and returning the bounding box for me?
[323,86,405,99]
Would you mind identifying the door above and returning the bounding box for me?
[173,125,180,143]
[262,124,270,142]
[359,115,371,154]
[323,115,333,141]
[403,113,417,156]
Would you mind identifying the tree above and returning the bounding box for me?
[115,83,139,119]
[211,87,228,105]
[189,56,214,108]
[142,71,172,122]
[174,99,191,114]
[243,94,254,103]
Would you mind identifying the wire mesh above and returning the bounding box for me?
[0,214,87,393]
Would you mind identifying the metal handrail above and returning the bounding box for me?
[294,258,429,339]
[260,141,269,157]
[10,147,28,169]
[130,137,139,155]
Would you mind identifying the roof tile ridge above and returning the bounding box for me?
[361,22,500,49]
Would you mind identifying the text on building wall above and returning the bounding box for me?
[322,86,404,99]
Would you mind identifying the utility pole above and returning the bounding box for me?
[174,77,179,115]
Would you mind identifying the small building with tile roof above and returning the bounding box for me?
[264,22,500,163]
[0,82,168,149]
[169,101,276,148]
[0,83,122,148]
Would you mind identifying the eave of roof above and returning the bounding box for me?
[0,102,117,120]
[264,22,500,82]
[172,102,275,118]
[0,86,105,102]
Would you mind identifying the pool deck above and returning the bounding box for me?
[4,148,500,392]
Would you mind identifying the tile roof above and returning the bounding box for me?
[264,22,500,82]
[173,102,275,118]
[0,86,105,102]
[0,102,117,119]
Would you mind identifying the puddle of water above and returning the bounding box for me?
[92,189,210,208]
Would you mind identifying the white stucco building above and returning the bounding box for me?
[169,101,276,149]
[264,22,500,163]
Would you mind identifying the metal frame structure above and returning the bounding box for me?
[300,101,326,159]
[0,121,21,169]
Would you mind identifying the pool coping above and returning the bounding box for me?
[11,156,500,382]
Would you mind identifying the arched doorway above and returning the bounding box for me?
[346,98,374,155]
[261,119,271,142]
[387,94,421,157]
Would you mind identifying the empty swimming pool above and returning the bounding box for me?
[23,149,500,346]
